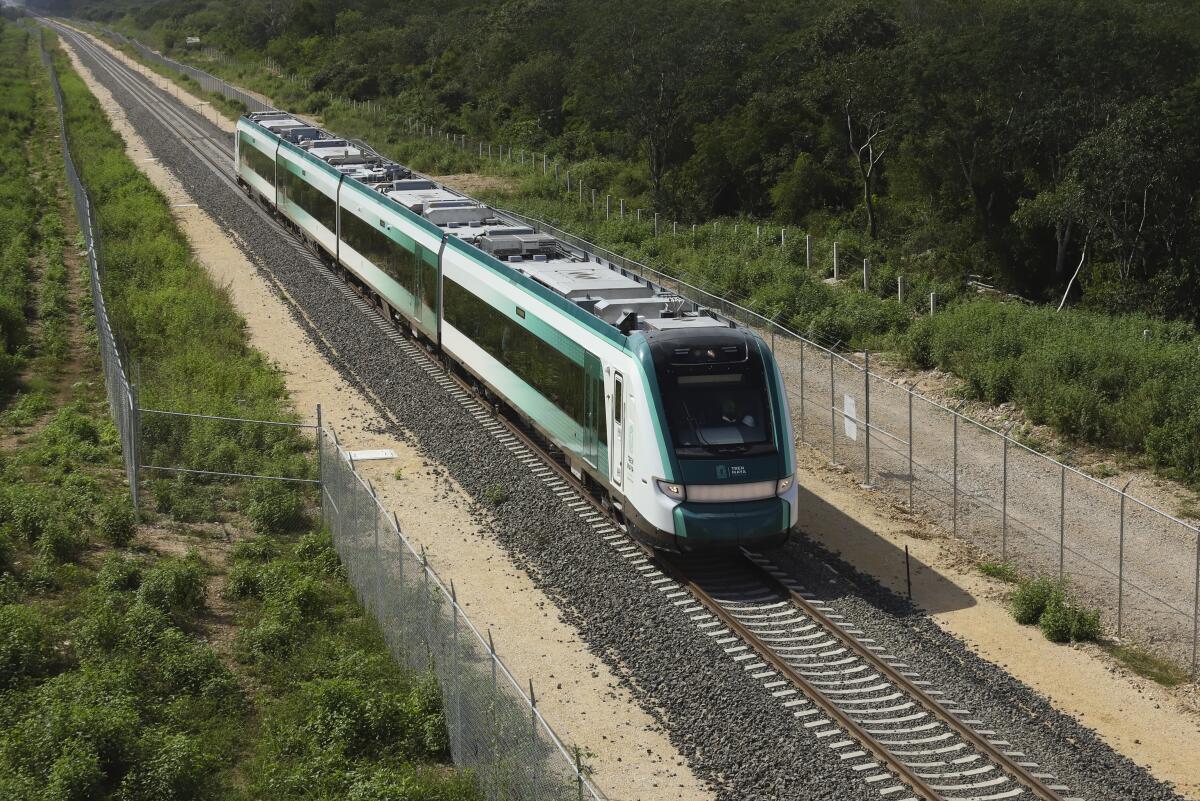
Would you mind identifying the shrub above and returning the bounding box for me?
[1010,576,1057,625]
[483,484,508,505]
[117,732,214,801]
[295,530,340,575]
[45,739,104,801]
[224,562,262,600]
[978,561,1017,583]
[136,552,207,620]
[97,497,136,547]
[243,483,306,534]
[231,537,278,562]
[1038,591,1074,643]
[96,553,142,593]
[236,611,302,663]
[1070,605,1102,642]
[0,604,61,688]
[36,520,87,564]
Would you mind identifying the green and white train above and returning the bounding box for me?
[234,111,797,550]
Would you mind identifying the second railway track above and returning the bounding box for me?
[47,23,1097,801]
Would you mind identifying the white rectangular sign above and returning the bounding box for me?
[843,395,857,441]
[346,449,397,461]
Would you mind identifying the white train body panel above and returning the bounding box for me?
[233,114,797,550]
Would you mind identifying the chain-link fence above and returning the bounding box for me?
[42,29,141,507]
[320,428,603,800]
[42,29,606,794]
[97,25,275,113]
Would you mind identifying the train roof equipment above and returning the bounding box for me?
[242,111,739,338]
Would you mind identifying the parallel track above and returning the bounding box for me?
[48,24,1085,801]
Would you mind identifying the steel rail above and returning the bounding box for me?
[753,561,1065,801]
[652,551,940,801]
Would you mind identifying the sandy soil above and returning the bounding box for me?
[60,35,712,801]
[791,445,1200,799]
[433,172,522,196]
[66,27,1200,799]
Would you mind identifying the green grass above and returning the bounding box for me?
[0,26,474,801]
[52,31,311,483]
[978,560,1018,583]
[0,22,39,397]
[1102,642,1190,687]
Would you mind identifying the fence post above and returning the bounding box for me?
[394,513,405,641]
[863,258,870,290]
[591,188,596,212]
[654,212,659,236]
[530,679,541,801]
[952,413,958,537]
[799,342,806,443]
[619,198,624,219]
[315,403,323,506]
[930,292,936,315]
[488,629,500,793]
[898,274,906,302]
[421,545,432,662]
[833,242,840,280]
[1059,464,1066,582]
[906,388,914,510]
[829,351,837,465]
[781,227,786,248]
[371,482,380,616]
[606,195,610,219]
[1001,434,1008,561]
[863,351,871,486]
[805,234,812,267]
[451,581,462,761]
[1192,533,1199,680]
[1118,486,1127,637]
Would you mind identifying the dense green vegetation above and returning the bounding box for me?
[903,304,1200,482]
[0,20,41,393]
[0,21,472,800]
[66,0,1200,322]
[52,25,311,479]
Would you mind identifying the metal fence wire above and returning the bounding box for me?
[320,429,603,800]
[42,30,141,508]
[42,29,605,796]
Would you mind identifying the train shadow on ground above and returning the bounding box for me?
[774,484,977,617]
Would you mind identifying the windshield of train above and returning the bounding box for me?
[662,369,773,457]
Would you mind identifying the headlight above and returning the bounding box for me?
[776,474,795,495]
[655,478,686,501]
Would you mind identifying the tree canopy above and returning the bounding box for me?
[60,0,1200,322]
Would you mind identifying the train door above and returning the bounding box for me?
[611,373,624,488]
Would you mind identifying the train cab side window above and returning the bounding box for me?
[238,133,275,185]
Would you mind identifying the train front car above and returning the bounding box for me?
[626,325,797,551]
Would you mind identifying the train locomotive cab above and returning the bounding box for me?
[628,326,798,551]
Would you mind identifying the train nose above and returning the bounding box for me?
[671,498,792,550]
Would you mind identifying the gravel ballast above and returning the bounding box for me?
[67,33,1188,801]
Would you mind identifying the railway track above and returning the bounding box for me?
[655,551,1084,801]
[48,24,1088,801]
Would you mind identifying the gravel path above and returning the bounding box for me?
[67,33,1189,801]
